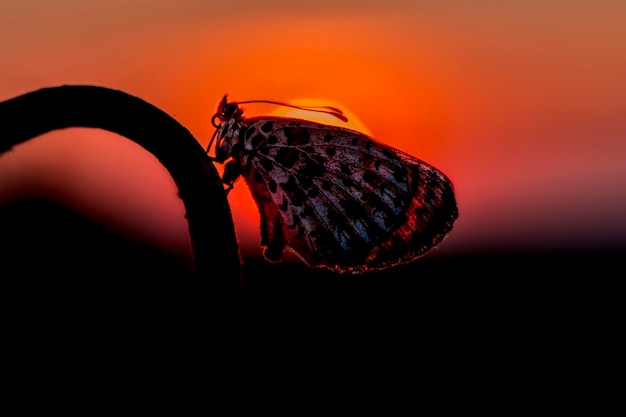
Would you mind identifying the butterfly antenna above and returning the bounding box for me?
[235,99,349,122]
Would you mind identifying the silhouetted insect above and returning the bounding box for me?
[207,94,458,273]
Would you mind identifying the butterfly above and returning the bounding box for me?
[207,94,458,274]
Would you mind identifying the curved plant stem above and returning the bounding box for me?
[0,85,245,328]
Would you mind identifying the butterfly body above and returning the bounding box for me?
[210,95,458,274]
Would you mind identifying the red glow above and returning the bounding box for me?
[1,4,624,258]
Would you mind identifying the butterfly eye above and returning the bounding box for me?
[222,103,239,119]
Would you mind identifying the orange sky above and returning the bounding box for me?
[1,1,625,261]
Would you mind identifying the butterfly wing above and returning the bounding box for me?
[237,117,457,273]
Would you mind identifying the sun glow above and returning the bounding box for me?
[269,98,373,136]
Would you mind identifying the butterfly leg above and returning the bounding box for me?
[219,160,242,194]
[259,206,287,263]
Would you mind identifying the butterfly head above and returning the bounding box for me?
[208,94,246,162]
[211,94,243,128]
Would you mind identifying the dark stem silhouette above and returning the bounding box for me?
[0,85,244,329]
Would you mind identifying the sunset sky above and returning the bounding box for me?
[1,0,625,262]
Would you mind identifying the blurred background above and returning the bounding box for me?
[0,1,624,340]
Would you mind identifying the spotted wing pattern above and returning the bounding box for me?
[235,116,458,274]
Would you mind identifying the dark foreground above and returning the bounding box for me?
[1,199,620,381]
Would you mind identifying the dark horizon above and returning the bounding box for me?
[2,195,619,388]
[2,198,619,332]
